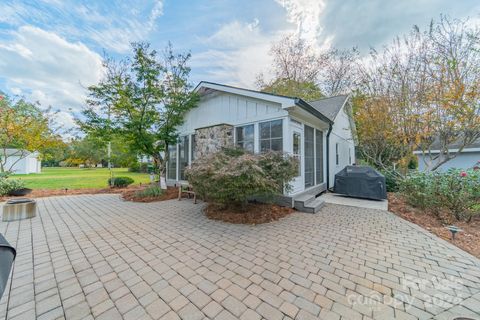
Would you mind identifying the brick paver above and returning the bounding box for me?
[1,194,480,319]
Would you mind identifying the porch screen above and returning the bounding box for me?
[259,119,283,152]
[236,124,254,153]
[167,144,177,180]
[304,125,314,188]
[315,130,323,184]
[179,136,189,180]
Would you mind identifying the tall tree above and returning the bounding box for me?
[0,94,61,174]
[356,16,480,171]
[317,47,359,96]
[256,34,324,100]
[79,42,198,179]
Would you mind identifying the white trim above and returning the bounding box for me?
[413,147,480,154]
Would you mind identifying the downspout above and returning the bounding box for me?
[326,123,333,191]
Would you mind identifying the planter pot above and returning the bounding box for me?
[7,188,33,197]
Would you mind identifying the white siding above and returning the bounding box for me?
[417,151,480,171]
[4,154,41,174]
[177,92,288,134]
[329,105,356,188]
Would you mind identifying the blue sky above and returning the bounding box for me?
[0,0,479,128]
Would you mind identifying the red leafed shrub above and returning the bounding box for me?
[186,148,297,210]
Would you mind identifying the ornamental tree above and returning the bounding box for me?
[79,42,199,178]
[0,94,62,174]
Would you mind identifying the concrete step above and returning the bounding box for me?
[293,194,315,209]
[294,195,325,214]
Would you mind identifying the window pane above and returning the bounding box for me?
[304,126,314,188]
[244,141,254,153]
[270,138,283,151]
[244,125,254,139]
[315,130,323,184]
[179,136,189,180]
[259,122,270,139]
[293,132,301,176]
[236,124,254,152]
[259,120,283,152]
[270,120,283,138]
[167,144,177,180]
[293,133,300,154]
[236,127,244,142]
[260,140,270,152]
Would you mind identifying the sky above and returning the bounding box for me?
[0,0,479,130]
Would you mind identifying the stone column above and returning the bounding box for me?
[194,124,234,159]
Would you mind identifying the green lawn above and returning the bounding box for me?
[14,167,150,189]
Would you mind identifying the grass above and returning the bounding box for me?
[14,167,150,190]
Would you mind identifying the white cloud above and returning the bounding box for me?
[0,26,104,115]
[192,20,280,87]
[275,0,326,47]
[0,1,165,54]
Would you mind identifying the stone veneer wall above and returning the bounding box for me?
[194,124,234,159]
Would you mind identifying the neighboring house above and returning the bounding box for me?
[414,139,480,171]
[1,149,41,174]
[166,81,357,209]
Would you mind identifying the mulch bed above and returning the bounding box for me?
[204,202,295,225]
[388,193,480,258]
[0,186,132,202]
[121,186,178,203]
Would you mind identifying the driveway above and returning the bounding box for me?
[1,195,480,320]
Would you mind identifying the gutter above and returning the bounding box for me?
[326,123,333,191]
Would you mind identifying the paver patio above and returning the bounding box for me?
[1,194,480,320]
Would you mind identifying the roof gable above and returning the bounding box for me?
[195,81,298,109]
[308,95,349,121]
[194,81,333,124]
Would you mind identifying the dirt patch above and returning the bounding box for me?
[388,193,480,258]
[121,186,178,203]
[204,202,294,225]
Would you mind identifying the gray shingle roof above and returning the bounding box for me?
[426,137,480,150]
[308,95,349,121]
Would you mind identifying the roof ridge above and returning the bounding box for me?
[308,94,349,103]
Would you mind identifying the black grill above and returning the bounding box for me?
[333,166,387,200]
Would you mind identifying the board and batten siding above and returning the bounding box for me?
[329,105,356,188]
[177,92,289,135]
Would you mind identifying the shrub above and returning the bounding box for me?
[108,176,134,188]
[128,162,151,173]
[0,178,26,196]
[135,185,163,198]
[186,149,297,210]
[400,169,480,222]
[381,170,402,192]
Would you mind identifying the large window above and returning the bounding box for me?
[236,125,254,153]
[304,125,314,188]
[260,119,283,152]
[167,144,177,180]
[315,130,323,184]
[179,136,189,180]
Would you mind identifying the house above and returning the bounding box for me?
[1,149,41,174]
[414,139,480,171]
[309,95,358,186]
[166,81,357,211]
